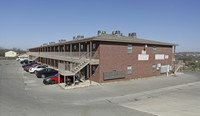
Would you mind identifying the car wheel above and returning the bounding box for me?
[49,80,55,84]
[41,75,45,78]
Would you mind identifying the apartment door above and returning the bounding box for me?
[86,44,90,79]
[87,44,90,58]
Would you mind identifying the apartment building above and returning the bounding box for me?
[28,30,177,83]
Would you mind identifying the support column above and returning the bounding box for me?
[69,44,72,55]
[54,59,56,68]
[90,41,92,59]
[58,74,60,84]
[173,46,176,73]
[90,64,92,84]
[73,75,75,85]
[64,76,66,86]
[79,43,81,57]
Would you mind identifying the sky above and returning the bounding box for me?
[0,0,199,52]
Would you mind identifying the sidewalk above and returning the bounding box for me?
[58,80,100,89]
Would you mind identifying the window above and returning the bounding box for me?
[66,46,69,51]
[74,45,77,50]
[81,44,84,50]
[92,43,96,50]
[92,66,96,75]
[152,64,156,71]
[128,44,132,53]
[127,65,132,74]
[153,46,156,53]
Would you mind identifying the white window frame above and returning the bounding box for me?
[92,43,96,50]
[127,65,132,74]
[152,64,156,71]
[81,44,84,50]
[74,45,77,50]
[153,46,156,53]
[128,44,132,53]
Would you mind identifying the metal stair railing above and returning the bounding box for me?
[58,52,90,75]
[174,61,184,74]
[70,52,90,73]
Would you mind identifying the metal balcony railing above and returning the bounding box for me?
[28,51,99,60]
[27,52,40,56]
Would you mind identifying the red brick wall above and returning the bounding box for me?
[98,42,173,83]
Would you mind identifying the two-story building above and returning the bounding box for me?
[28,30,177,83]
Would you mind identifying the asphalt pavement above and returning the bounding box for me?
[0,60,200,116]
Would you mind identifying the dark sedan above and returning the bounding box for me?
[20,59,28,64]
[35,68,58,78]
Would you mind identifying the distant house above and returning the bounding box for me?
[5,51,18,57]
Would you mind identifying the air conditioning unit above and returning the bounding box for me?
[49,42,56,45]
[98,30,106,36]
[59,39,66,43]
[128,32,137,38]
[112,30,122,37]
[73,36,77,40]
[43,43,48,46]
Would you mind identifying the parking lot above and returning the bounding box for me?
[1,60,200,116]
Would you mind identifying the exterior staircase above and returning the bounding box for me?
[174,64,183,74]
[174,60,184,74]
[71,59,90,74]
[58,52,90,76]
[29,56,39,61]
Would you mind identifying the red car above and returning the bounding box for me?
[43,74,65,84]
[24,64,39,71]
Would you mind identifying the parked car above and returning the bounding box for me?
[35,68,58,78]
[20,59,28,64]
[24,64,39,72]
[24,64,39,71]
[18,57,28,62]
[29,65,47,73]
[22,62,37,68]
[43,74,64,85]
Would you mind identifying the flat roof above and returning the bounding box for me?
[29,34,178,49]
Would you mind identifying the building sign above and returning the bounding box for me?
[138,54,149,61]
[165,55,169,59]
[155,54,165,60]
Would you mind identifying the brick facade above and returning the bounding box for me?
[29,33,176,83]
[98,42,173,83]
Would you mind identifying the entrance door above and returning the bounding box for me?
[87,44,90,58]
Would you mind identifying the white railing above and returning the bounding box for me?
[28,51,98,59]
[39,52,89,59]
[27,52,40,56]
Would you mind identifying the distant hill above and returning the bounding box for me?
[175,52,200,61]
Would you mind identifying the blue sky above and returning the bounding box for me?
[0,0,199,52]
